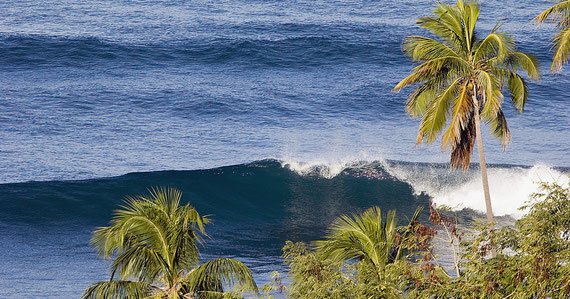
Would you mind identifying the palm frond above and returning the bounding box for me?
[476,70,504,121]
[404,81,439,118]
[117,213,175,268]
[182,258,259,296]
[449,109,476,170]
[487,109,511,148]
[179,204,209,237]
[535,1,570,71]
[506,72,528,113]
[110,244,169,282]
[534,1,570,24]
[474,33,515,60]
[316,207,399,272]
[441,82,472,151]
[552,27,570,71]
[170,220,202,273]
[419,2,468,52]
[403,36,459,61]
[146,186,182,218]
[91,225,124,259]
[81,281,154,299]
[402,67,462,118]
[416,16,463,52]
[460,0,481,52]
[496,52,540,80]
[416,78,461,144]
[393,56,469,91]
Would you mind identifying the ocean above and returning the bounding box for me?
[0,0,568,297]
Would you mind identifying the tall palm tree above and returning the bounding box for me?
[535,0,570,71]
[393,0,539,225]
[82,187,258,299]
[315,207,421,282]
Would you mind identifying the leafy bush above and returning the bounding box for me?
[282,180,570,298]
[282,207,421,298]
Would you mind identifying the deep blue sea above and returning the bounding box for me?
[0,0,569,297]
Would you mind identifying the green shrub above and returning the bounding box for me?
[281,180,570,298]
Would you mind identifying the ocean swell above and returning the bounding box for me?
[0,33,400,69]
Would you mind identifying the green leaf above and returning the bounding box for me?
[81,281,153,299]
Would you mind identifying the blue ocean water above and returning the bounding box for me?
[0,0,569,297]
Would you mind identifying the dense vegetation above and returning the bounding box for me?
[279,179,570,298]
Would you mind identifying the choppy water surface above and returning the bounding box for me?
[0,0,568,297]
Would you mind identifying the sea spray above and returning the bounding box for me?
[384,162,568,218]
[282,158,569,217]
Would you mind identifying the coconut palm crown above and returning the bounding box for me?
[82,187,258,299]
[393,0,539,224]
[535,0,570,71]
[315,207,422,282]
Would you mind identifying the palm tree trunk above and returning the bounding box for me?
[472,88,497,258]
[472,86,494,226]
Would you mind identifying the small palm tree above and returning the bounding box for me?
[535,0,570,71]
[315,207,421,282]
[82,187,258,299]
[393,0,539,225]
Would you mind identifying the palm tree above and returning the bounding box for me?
[535,0,570,71]
[315,207,421,282]
[82,187,258,299]
[393,0,539,225]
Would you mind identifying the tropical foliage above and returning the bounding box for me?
[282,179,570,298]
[283,206,421,298]
[393,0,540,225]
[535,0,570,71]
[315,206,422,279]
[404,179,570,298]
[82,187,258,299]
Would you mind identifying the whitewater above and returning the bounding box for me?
[283,159,568,218]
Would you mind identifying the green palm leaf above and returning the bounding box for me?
[81,281,154,299]
[552,27,570,71]
[315,207,422,283]
[403,36,460,60]
[441,82,472,151]
[474,33,515,60]
[535,0,570,71]
[506,72,528,113]
[182,258,259,297]
[109,244,169,283]
[417,78,461,144]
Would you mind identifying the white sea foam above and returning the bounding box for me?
[281,159,363,178]
[280,157,569,218]
[279,152,386,179]
[386,163,568,218]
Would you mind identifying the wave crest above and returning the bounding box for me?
[281,158,568,218]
